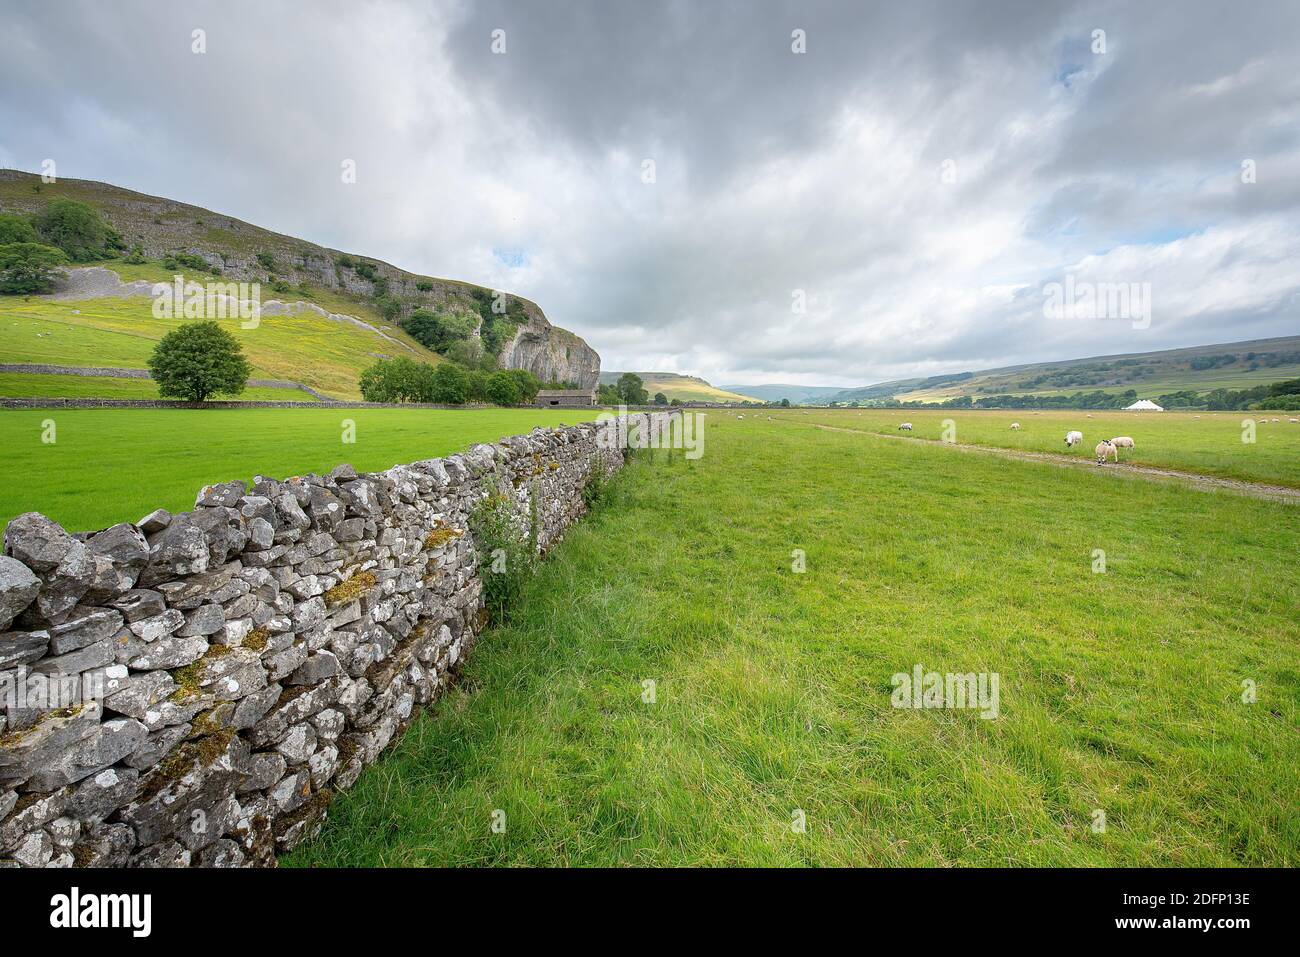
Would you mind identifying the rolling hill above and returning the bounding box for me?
[823,336,1300,405]
[0,170,600,398]
[718,383,846,404]
[598,371,760,404]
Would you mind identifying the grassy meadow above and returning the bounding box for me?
[776,408,1300,488]
[0,407,599,533]
[284,413,1299,867]
[0,372,317,401]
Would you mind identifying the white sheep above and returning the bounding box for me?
[898,422,913,431]
[1290,417,1299,423]
[1095,440,1117,465]
[1065,430,1083,447]
[1109,436,1134,461]
[1010,422,1021,430]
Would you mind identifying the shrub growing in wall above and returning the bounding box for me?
[470,476,539,621]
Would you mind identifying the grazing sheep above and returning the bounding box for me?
[1065,430,1083,447]
[1010,423,1021,430]
[1272,417,1281,422]
[1085,413,1093,418]
[1290,417,1299,423]
[1095,440,1117,465]
[1108,436,1134,461]
[898,422,913,431]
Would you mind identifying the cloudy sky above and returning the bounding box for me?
[2,0,1297,386]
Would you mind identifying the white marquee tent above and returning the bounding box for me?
[1124,399,1165,411]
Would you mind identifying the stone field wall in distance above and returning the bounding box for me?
[0,412,676,867]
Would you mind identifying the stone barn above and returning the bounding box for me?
[535,388,597,408]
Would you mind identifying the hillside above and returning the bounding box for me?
[0,170,600,397]
[598,371,759,404]
[824,336,1300,405]
[719,383,845,404]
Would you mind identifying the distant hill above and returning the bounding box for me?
[599,372,759,404]
[823,336,1300,405]
[0,169,600,397]
[719,383,845,404]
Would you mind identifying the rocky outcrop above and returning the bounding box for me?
[498,304,601,389]
[0,414,675,867]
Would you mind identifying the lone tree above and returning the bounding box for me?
[616,372,649,405]
[148,321,251,402]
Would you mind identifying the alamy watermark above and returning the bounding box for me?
[890,663,1000,719]
[1043,274,1151,330]
[596,406,705,459]
[1,665,127,711]
[151,274,262,329]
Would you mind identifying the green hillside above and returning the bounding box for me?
[0,263,441,400]
[598,371,759,404]
[0,170,591,399]
[825,336,1300,406]
[719,383,846,404]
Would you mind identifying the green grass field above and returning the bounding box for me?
[0,408,599,533]
[286,414,1299,866]
[776,408,1300,487]
[0,372,316,401]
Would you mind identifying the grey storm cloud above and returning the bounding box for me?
[1,0,1297,386]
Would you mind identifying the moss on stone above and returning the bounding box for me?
[140,728,235,800]
[243,627,269,651]
[423,522,463,550]
[323,570,376,607]
[0,705,85,748]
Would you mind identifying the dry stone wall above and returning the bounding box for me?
[0,413,671,867]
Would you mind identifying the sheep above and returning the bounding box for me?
[1290,417,1299,423]
[898,422,913,431]
[1065,430,1083,447]
[1272,417,1281,423]
[1010,423,1021,430]
[1095,440,1117,465]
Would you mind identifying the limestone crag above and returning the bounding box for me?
[498,302,601,389]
